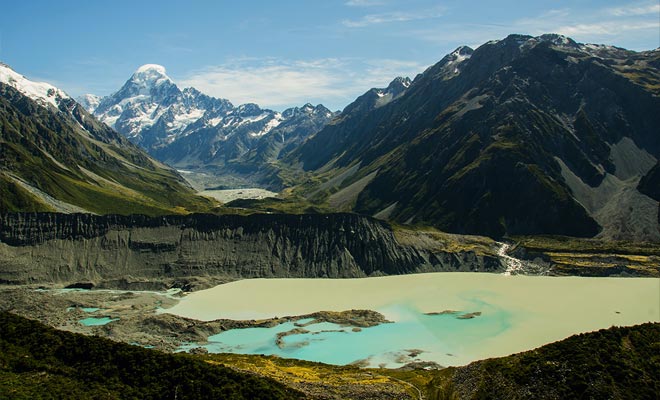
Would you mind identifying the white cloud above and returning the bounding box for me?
[342,7,445,27]
[512,5,659,48]
[180,59,346,109]
[605,2,660,17]
[554,21,659,37]
[405,3,659,51]
[361,59,425,86]
[179,58,425,111]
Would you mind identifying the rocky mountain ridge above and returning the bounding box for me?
[0,63,212,215]
[291,34,660,240]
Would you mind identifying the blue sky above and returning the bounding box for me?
[2,0,659,110]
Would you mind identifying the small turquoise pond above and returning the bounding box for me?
[79,317,118,326]
[66,307,101,313]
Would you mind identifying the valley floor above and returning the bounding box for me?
[198,188,279,203]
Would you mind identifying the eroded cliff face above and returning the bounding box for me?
[0,213,502,289]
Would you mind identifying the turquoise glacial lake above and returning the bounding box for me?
[180,303,510,367]
[167,272,660,368]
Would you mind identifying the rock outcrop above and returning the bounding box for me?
[0,212,502,288]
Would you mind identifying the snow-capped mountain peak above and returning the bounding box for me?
[281,103,333,119]
[91,64,187,138]
[130,64,172,86]
[302,103,315,111]
[387,76,412,91]
[371,76,411,107]
[449,46,473,63]
[136,63,167,75]
[83,65,335,184]
[119,64,176,100]
[537,33,577,47]
[0,62,71,109]
[428,46,474,77]
[76,94,101,113]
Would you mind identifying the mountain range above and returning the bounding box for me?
[81,65,336,190]
[0,63,212,215]
[4,33,659,241]
[289,34,660,240]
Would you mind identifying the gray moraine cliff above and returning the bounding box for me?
[0,212,503,290]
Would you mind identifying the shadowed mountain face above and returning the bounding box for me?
[291,34,660,240]
[639,162,660,225]
[0,64,213,215]
[639,162,660,201]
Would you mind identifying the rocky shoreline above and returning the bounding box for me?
[0,286,390,354]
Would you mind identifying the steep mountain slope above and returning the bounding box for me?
[639,162,660,225]
[86,65,335,189]
[291,35,660,240]
[340,76,412,117]
[639,162,660,201]
[0,63,213,215]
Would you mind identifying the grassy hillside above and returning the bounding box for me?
[0,312,301,399]
[426,323,660,399]
[514,235,660,277]
[0,82,215,215]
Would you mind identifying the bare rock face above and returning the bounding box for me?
[0,212,501,288]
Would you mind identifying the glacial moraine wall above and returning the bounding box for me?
[0,212,502,289]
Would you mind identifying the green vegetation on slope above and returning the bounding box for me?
[426,323,660,399]
[0,174,53,212]
[514,235,660,277]
[0,83,215,215]
[392,223,499,257]
[223,195,330,215]
[204,353,433,399]
[0,312,301,399]
[198,324,660,399]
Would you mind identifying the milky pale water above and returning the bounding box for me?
[165,273,660,368]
